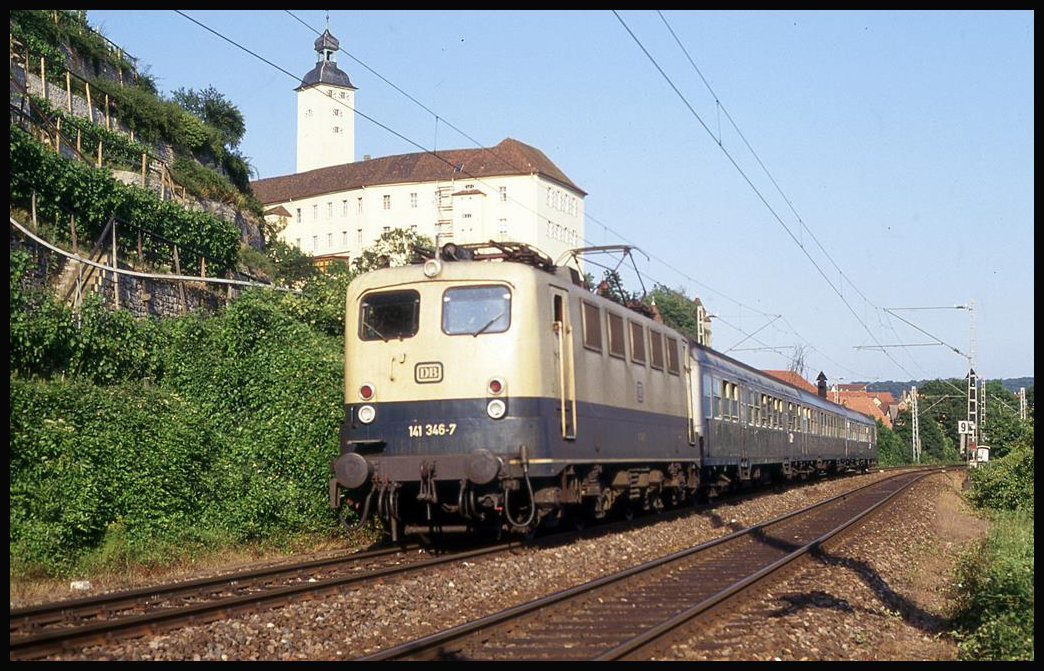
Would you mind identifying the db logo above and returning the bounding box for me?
[415,362,443,384]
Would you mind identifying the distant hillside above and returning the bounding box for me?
[863,378,1033,398]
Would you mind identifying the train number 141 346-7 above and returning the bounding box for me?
[408,422,457,438]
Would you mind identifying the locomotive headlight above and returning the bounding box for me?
[423,258,442,278]
[486,399,507,420]
[357,404,376,424]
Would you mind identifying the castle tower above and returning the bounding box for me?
[296,26,357,172]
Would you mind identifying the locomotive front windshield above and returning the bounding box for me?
[359,290,420,341]
[442,285,512,336]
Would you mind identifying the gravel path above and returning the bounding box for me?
[27,468,985,661]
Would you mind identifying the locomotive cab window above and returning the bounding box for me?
[360,290,420,341]
[442,285,511,336]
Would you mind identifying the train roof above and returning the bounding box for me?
[689,341,875,424]
[350,242,874,426]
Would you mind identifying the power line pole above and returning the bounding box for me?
[911,386,921,463]
[1019,387,1027,421]
[964,368,978,460]
[979,377,987,444]
[968,298,976,372]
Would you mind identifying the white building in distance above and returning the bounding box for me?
[252,26,586,266]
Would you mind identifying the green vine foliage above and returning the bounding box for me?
[10,124,240,274]
[29,94,152,172]
[11,10,137,84]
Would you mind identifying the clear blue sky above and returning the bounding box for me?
[84,10,1034,385]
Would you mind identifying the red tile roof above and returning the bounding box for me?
[874,391,896,405]
[251,138,585,205]
[264,205,292,218]
[836,393,892,428]
[762,370,817,394]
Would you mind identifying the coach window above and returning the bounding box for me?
[629,321,646,364]
[666,336,680,375]
[442,285,511,336]
[360,290,420,341]
[712,377,722,419]
[582,301,603,352]
[650,331,665,370]
[722,380,737,422]
[703,374,713,418]
[607,311,626,359]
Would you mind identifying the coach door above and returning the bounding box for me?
[551,288,577,440]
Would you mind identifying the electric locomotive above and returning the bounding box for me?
[330,241,877,540]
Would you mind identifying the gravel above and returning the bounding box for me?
[32,468,985,661]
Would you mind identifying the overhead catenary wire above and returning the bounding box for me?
[612,10,916,382]
[181,10,812,370]
[283,11,782,329]
[281,10,888,380]
[175,10,884,382]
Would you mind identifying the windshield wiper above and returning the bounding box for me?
[363,319,388,342]
[472,310,506,337]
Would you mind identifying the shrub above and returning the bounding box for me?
[952,512,1034,660]
[11,254,347,577]
[966,430,1034,513]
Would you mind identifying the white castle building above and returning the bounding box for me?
[252,26,586,266]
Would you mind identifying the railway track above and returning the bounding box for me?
[10,467,928,660]
[9,540,517,660]
[358,468,941,661]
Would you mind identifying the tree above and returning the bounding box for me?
[890,409,915,463]
[266,240,317,287]
[914,379,968,448]
[876,418,905,466]
[351,228,435,274]
[891,406,960,464]
[644,284,701,341]
[171,86,246,150]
